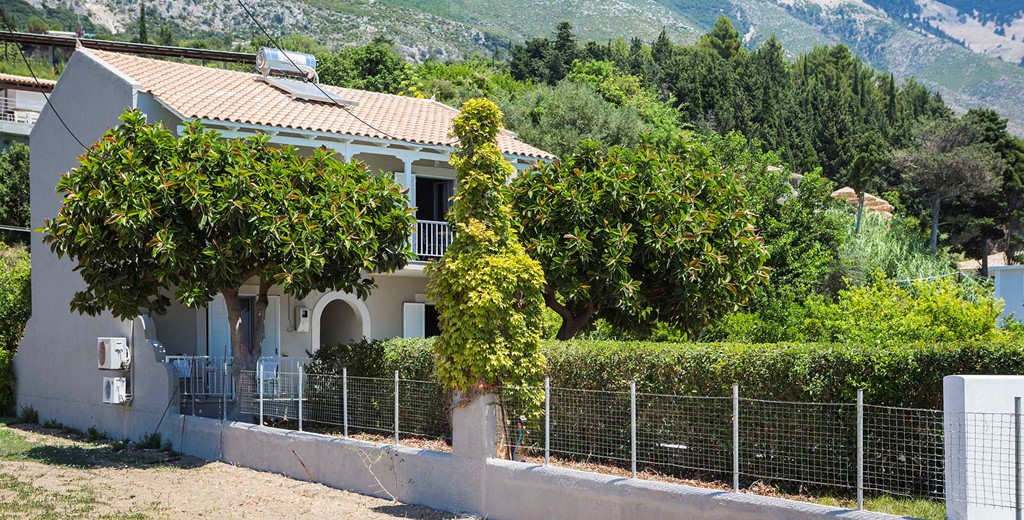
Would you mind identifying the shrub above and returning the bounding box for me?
[0,244,30,353]
[0,349,12,415]
[16,404,37,425]
[324,337,1024,410]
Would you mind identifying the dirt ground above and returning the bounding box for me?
[0,422,471,519]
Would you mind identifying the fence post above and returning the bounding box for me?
[544,376,550,466]
[857,388,864,510]
[733,384,739,492]
[630,380,637,479]
[258,363,264,426]
[221,361,227,422]
[342,367,349,438]
[298,365,304,432]
[394,371,400,446]
[1016,396,1021,520]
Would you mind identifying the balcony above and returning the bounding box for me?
[0,96,40,136]
[414,219,452,259]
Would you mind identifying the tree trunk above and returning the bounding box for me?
[930,196,941,256]
[251,278,273,359]
[855,192,865,235]
[222,287,254,380]
[544,292,599,341]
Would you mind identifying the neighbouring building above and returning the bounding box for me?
[993,265,1024,326]
[15,46,551,422]
[0,73,53,148]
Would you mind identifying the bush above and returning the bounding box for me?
[0,244,30,353]
[321,336,1024,410]
[0,349,11,415]
[705,277,1011,346]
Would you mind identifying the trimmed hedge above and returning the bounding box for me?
[315,337,1024,410]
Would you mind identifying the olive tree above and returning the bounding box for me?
[44,110,414,374]
[511,138,769,340]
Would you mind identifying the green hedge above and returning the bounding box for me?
[314,337,1024,410]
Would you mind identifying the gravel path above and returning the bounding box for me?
[0,422,470,519]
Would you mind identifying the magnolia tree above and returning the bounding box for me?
[44,110,414,374]
[426,99,546,412]
[511,139,769,340]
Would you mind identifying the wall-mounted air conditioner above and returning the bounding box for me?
[97,337,130,370]
[102,377,129,405]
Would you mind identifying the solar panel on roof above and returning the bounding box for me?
[258,76,359,107]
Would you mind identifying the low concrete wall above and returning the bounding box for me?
[159,414,905,520]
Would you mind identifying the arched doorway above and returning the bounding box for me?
[311,292,372,352]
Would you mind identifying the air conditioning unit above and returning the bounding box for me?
[97,337,130,370]
[102,377,129,405]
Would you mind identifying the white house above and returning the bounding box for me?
[14,47,551,420]
[993,265,1024,326]
[0,73,53,147]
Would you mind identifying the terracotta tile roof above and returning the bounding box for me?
[83,49,552,159]
[0,73,56,91]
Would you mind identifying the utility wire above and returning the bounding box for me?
[0,225,29,233]
[0,8,87,149]
[233,0,459,148]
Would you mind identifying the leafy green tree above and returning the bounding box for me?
[0,143,30,246]
[698,16,744,61]
[26,16,48,34]
[499,81,647,157]
[895,118,1004,255]
[137,0,148,44]
[845,131,890,234]
[426,99,546,412]
[512,137,769,340]
[43,110,414,374]
[317,40,413,94]
[0,244,29,353]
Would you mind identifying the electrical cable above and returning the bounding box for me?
[0,225,29,233]
[0,8,88,149]
[233,0,460,148]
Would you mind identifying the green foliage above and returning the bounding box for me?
[706,277,1008,346]
[0,143,30,246]
[42,110,413,371]
[426,99,546,413]
[0,350,11,415]
[324,335,1024,410]
[512,136,769,339]
[137,432,161,450]
[85,426,105,442]
[317,40,417,95]
[15,405,37,425]
[839,213,956,285]
[499,81,647,158]
[698,16,744,61]
[0,245,30,354]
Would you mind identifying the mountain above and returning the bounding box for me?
[17,0,1024,133]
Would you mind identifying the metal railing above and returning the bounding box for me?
[414,220,452,258]
[236,369,451,445]
[0,97,40,126]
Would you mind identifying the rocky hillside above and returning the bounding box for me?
[17,0,1024,133]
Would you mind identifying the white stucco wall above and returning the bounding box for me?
[993,266,1024,326]
[14,49,162,433]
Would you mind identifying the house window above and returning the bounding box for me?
[207,293,280,359]
[402,302,440,338]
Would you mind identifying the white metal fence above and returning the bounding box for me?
[168,355,310,418]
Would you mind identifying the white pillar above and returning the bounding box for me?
[399,155,418,255]
[944,375,1024,520]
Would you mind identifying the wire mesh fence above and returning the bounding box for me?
[228,369,1024,514]
[235,369,451,446]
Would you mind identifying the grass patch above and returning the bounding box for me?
[812,494,944,519]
